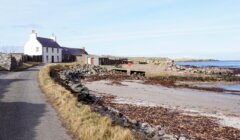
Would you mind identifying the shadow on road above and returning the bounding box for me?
[0,78,46,140]
[0,71,9,76]
[0,102,46,140]
[0,79,29,100]
[24,68,41,72]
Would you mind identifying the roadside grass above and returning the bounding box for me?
[38,64,135,140]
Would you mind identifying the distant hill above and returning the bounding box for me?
[174,58,218,62]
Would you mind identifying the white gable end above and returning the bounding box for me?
[24,31,43,55]
[24,30,63,63]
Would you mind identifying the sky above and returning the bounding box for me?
[0,0,240,60]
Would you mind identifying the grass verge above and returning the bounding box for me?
[38,64,135,140]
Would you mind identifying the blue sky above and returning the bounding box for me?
[0,0,240,60]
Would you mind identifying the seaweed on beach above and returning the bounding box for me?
[85,73,240,94]
[85,74,133,82]
[144,77,240,94]
[147,75,240,82]
[99,94,240,140]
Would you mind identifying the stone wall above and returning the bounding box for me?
[0,53,13,70]
[0,53,25,71]
[76,55,88,64]
[76,55,100,66]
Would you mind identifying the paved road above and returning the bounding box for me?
[0,66,72,140]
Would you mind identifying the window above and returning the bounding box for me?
[46,56,48,62]
[52,48,54,53]
[57,56,59,62]
[36,47,39,52]
[46,47,48,53]
[57,48,59,53]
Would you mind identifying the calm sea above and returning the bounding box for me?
[175,60,240,92]
[175,60,240,68]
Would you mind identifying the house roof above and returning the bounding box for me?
[62,47,88,56]
[37,37,61,48]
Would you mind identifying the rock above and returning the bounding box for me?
[141,123,151,130]
[77,93,88,101]
[123,120,130,127]
[67,81,74,86]
[152,135,162,140]
[155,125,162,130]
[158,129,166,136]
[0,53,19,71]
[89,94,98,102]
[179,136,186,140]
[118,112,123,118]
[161,134,177,140]
[108,107,120,118]
[59,74,67,80]
[80,87,89,94]
[129,119,137,125]
[144,127,155,137]
[70,83,84,93]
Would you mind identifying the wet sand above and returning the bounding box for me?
[85,80,240,129]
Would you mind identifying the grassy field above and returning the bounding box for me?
[38,64,135,140]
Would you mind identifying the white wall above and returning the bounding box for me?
[87,57,91,64]
[24,31,62,63]
[42,47,62,63]
[24,38,43,56]
[87,56,99,65]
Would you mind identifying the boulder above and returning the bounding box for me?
[70,83,84,93]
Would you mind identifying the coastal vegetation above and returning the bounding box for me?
[38,64,135,140]
[48,63,240,139]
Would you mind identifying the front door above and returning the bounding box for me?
[52,56,54,63]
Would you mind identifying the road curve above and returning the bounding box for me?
[0,66,72,140]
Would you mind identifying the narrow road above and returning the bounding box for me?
[0,66,72,140]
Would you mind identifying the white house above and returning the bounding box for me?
[24,30,62,63]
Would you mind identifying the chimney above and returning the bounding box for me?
[30,30,37,39]
[50,33,56,42]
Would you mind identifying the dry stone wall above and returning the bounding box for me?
[0,53,22,71]
[0,53,12,70]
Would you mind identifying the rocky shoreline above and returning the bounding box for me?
[97,93,240,140]
[55,64,181,139]
[53,64,240,140]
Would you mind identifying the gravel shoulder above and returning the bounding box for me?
[0,66,72,140]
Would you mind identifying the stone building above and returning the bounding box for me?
[62,47,88,62]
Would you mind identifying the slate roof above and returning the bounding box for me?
[37,37,61,48]
[62,47,88,56]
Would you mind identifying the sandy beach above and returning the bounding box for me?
[86,80,240,129]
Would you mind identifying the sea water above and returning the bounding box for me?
[175,60,240,68]
[175,60,240,92]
